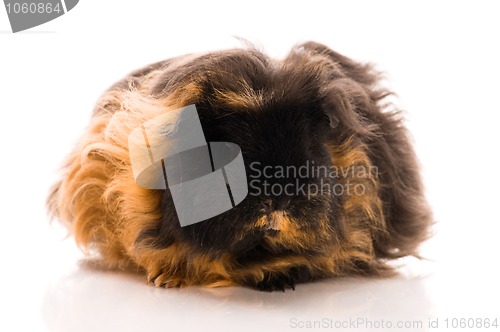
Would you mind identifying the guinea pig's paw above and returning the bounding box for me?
[255,273,296,292]
[147,271,185,288]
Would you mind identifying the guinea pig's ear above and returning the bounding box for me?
[297,41,381,136]
[322,78,379,136]
[326,113,339,129]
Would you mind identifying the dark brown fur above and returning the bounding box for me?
[48,42,432,291]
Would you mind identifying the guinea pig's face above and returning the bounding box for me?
[154,69,346,262]
[191,101,339,258]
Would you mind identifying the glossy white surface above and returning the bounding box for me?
[43,263,433,332]
[1,1,500,331]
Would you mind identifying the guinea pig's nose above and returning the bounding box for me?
[261,197,290,211]
[262,198,273,211]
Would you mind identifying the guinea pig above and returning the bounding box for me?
[48,41,432,291]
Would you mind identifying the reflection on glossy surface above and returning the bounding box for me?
[43,262,432,332]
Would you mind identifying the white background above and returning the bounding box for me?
[1,1,500,331]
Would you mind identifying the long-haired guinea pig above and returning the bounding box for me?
[48,42,432,291]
